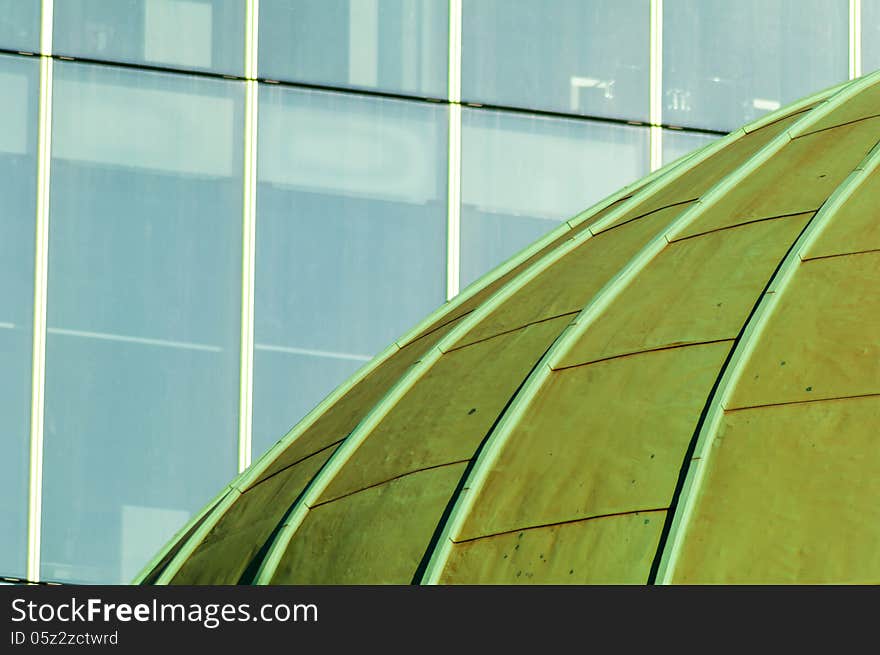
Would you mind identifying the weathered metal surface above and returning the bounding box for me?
[139,71,880,586]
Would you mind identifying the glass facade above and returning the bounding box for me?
[664,0,848,131]
[0,1,864,583]
[254,86,447,454]
[0,53,38,579]
[461,108,649,288]
[462,0,649,121]
[41,62,244,584]
[0,0,40,52]
[53,0,245,75]
[259,0,448,98]
[863,0,880,75]
[662,129,720,166]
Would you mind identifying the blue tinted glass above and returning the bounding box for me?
[253,85,447,456]
[41,62,244,583]
[53,0,244,75]
[0,53,39,579]
[460,108,650,288]
[0,0,40,53]
[462,0,650,121]
[259,0,448,98]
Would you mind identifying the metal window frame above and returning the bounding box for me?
[850,0,862,80]
[26,0,53,585]
[238,0,260,473]
[650,0,663,171]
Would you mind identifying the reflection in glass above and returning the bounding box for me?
[460,108,650,289]
[41,62,243,583]
[53,0,244,75]
[253,86,447,456]
[0,0,40,53]
[0,54,38,579]
[462,0,649,121]
[662,129,721,166]
[863,1,880,75]
[664,0,847,132]
[259,0,448,98]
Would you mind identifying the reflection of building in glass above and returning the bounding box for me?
[0,0,875,584]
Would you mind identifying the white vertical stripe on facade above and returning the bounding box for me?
[650,0,663,171]
[27,0,53,584]
[238,0,259,472]
[850,0,862,79]
[446,0,462,300]
[238,0,259,473]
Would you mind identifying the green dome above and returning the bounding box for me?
[138,72,880,585]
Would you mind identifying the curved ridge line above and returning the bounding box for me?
[652,121,880,584]
[147,74,848,586]
[131,483,236,584]
[247,106,781,585]
[416,71,877,586]
[453,507,669,545]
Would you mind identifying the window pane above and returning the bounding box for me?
[461,108,650,289]
[259,0,448,98]
[664,0,848,132]
[462,0,649,121]
[0,54,38,579]
[662,129,721,166]
[53,0,244,75]
[254,86,447,456]
[0,0,40,52]
[41,62,244,584]
[863,1,880,75]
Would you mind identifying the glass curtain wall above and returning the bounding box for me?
[0,0,855,583]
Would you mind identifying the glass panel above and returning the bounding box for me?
[0,54,38,579]
[0,0,40,53]
[863,1,880,75]
[41,62,243,584]
[662,129,721,166]
[53,0,244,76]
[664,0,848,132]
[462,0,649,121]
[254,86,447,456]
[259,0,448,98]
[460,108,650,289]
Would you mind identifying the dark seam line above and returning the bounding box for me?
[410,335,562,584]
[646,200,825,584]
[0,575,66,586]
[591,198,699,236]
[0,48,39,57]
[401,309,474,348]
[236,436,355,583]
[49,52,250,82]
[445,311,580,353]
[726,392,880,413]
[457,101,729,135]
[259,78,445,103]
[141,495,226,584]
[454,508,669,545]
[794,112,880,139]
[802,248,880,262]
[248,438,346,490]
[567,194,635,231]
[237,433,355,583]
[310,459,471,509]
[0,50,725,134]
[551,338,736,372]
[744,105,816,133]
[668,210,818,243]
